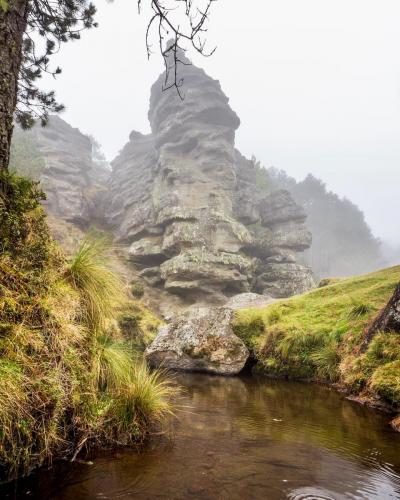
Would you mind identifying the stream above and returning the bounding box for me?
[2,373,400,499]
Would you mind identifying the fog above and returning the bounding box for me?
[41,0,400,246]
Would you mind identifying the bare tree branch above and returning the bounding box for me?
[17,0,217,128]
[139,0,217,99]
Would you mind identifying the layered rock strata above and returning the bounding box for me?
[108,58,314,304]
[33,116,109,227]
[27,59,313,308]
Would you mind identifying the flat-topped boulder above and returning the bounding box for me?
[145,307,249,375]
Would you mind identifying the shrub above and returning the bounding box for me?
[131,281,144,299]
[0,172,47,257]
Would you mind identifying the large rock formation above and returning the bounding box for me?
[108,56,314,306]
[14,59,316,374]
[33,116,110,227]
[22,57,314,311]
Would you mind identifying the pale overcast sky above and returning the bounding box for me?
[41,0,400,246]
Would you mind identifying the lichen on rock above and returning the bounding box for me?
[145,307,249,375]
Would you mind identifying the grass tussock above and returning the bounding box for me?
[0,173,174,481]
[233,266,400,405]
[65,236,126,330]
[118,303,162,351]
[122,361,176,425]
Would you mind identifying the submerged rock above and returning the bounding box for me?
[145,307,249,375]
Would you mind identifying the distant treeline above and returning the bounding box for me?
[268,168,384,279]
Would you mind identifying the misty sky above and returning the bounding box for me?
[41,0,400,246]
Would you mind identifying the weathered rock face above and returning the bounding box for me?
[33,116,110,227]
[224,292,276,310]
[108,58,314,305]
[145,307,249,375]
[108,131,157,243]
[28,60,313,308]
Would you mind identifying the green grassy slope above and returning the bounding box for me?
[0,174,173,481]
[233,266,400,407]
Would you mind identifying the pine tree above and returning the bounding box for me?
[0,0,96,171]
[0,0,216,172]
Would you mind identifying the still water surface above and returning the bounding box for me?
[3,374,400,499]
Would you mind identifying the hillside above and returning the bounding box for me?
[233,266,400,417]
[0,174,172,481]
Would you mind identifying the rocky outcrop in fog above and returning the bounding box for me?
[33,116,110,227]
[13,60,314,310]
[268,169,383,278]
[108,57,313,305]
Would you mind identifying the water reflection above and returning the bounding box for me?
[2,374,400,499]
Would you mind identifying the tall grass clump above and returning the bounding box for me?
[347,297,373,320]
[310,340,340,381]
[65,236,126,329]
[370,361,400,405]
[92,333,135,391]
[0,176,175,481]
[130,361,175,424]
